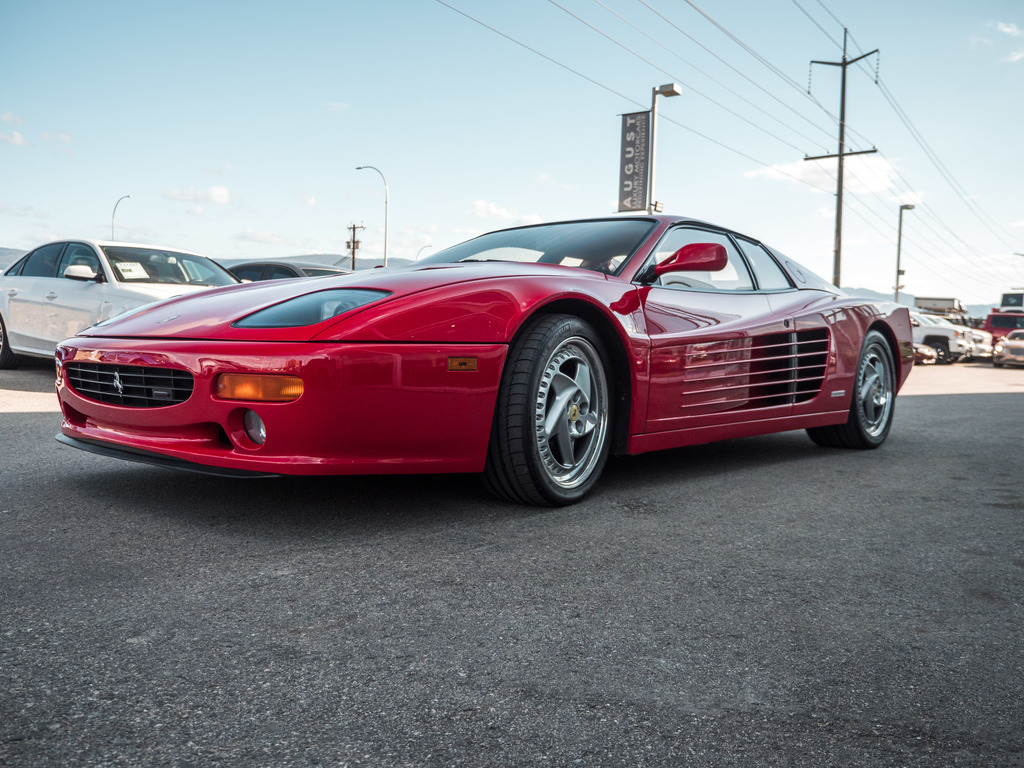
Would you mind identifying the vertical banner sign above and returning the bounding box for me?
[618,111,650,212]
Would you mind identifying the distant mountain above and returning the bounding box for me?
[216,253,414,270]
[0,247,26,269]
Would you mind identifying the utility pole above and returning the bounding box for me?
[804,29,878,288]
[345,224,364,271]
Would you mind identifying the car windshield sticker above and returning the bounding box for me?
[116,262,148,280]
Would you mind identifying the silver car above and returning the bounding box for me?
[0,239,237,368]
[993,329,1024,368]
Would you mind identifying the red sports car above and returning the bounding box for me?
[55,216,913,505]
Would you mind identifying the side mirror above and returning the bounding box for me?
[64,264,100,281]
[909,317,920,327]
[656,243,728,276]
[637,242,730,284]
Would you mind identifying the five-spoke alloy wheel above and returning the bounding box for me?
[485,314,612,505]
[807,329,896,449]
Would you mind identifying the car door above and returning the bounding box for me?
[639,227,829,435]
[46,242,111,345]
[4,242,67,353]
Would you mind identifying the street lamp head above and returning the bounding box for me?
[900,204,915,211]
[655,83,682,97]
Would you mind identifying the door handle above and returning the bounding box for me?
[45,292,58,300]
[5,290,15,297]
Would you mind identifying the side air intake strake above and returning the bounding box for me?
[678,328,830,414]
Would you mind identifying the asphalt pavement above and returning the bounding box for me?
[1,360,1022,767]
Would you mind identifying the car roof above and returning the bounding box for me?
[30,238,206,257]
[230,261,345,270]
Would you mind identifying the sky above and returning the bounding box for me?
[2,0,1023,305]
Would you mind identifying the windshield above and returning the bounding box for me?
[101,246,237,286]
[419,219,656,275]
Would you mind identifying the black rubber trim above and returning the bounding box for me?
[55,434,280,479]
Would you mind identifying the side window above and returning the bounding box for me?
[650,228,753,292]
[232,265,264,282]
[57,243,101,278]
[20,243,66,278]
[734,238,792,291]
[4,254,30,276]
[266,265,298,279]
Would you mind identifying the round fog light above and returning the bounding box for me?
[243,410,266,445]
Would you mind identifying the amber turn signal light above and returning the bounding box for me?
[447,357,478,371]
[215,373,304,402]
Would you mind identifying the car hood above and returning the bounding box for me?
[114,282,221,303]
[74,262,612,342]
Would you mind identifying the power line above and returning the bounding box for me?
[433,0,835,195]
[633,0,841,142]
[587,0,833,153]
[547,0,814,155]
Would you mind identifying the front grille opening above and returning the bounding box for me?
[65,362,194,408]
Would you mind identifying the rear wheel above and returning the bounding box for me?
[807,330,895,449]
[0,313,20,370]
[484,314,612,506]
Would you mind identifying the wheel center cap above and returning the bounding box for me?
[569,404,580,422]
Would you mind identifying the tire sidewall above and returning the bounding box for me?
[852,330,895,447]
[515,315,612,505]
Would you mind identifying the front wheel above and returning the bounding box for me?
[931,340,952,365]
[484,314,612,506]
[807,330,896,449]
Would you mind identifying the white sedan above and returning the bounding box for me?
[1,239,238,367]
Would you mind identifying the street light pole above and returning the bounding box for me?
[111,195,130,240]
[647,83,682,214]
[356,166,389,267]
[894,203,914,303]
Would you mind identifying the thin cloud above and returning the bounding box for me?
[0,131,28,146]
[237,229,289,246]
[325,102,349,111]
[996,22,1024,37]
[163,185,231,205]
[470,200,516,220]
[469,200,541,226]
[303,196,317,207]
[41,132,71,144]
[744,155,906,197]
[534,172,578,191]
[1005,50,1024,62]
[1,112,25,125]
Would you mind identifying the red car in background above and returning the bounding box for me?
[983,311,1024,346]
[54,216,913,505]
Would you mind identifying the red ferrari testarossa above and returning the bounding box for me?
[55,216,913,505]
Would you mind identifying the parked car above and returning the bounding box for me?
[229,261,348,282]
[992,329,1024,368]
[909,311,970,364]
[917,310,993,360]
[54,215,913,505]
[913,343,937,365]
[0,240,238,367]
[983,310,1024,346]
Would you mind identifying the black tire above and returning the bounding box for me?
[993,362,1004,368]
[806,329,896,449]
[931,340,952,365]
[484,314,612,506]
[0,313,20,370]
